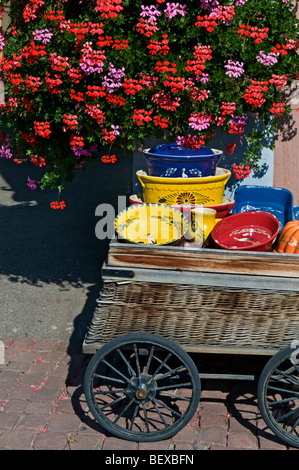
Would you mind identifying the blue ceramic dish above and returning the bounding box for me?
[232,185,294,231]
[143,143,223,178]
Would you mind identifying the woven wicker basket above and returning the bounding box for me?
[83,281,299,355]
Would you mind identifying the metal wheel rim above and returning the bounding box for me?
[259,350,299,448]
[85,334,200,441]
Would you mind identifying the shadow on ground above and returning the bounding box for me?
[0,149,133,342]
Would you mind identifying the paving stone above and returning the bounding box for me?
[68,433,104,450]
[55,341,71,352]
[0,412,20,430]
[9,338,35,349]
[55,397,75,413]
[66,384,81,398]
[52,362,71,377]
[10,351,38,363]
[258,432,289,450]
[24,400,54,415]
[227,432,259,450]
[0,378,17,396]
[30,360,54,374]
[40,351,67,364]
[76,421,105,435]
[200,412,228,429]
[172,424,198,444]
[197,426,228,447]
[0,388,10,401]
[5,361,34,372]
[0,429,36,450]
[31,340,60,352]
[14,412,50,431]
[204,444,231,450]
[31,431,69,450]
[228,415,258,434]
[45,411,82,433]
[19,371,49,387]
[1,398,28,414]
[8,384,35,400]
[138,439,173,451]
[199,401,228,414]
[174,442,198,450]
[200,389,228,400]
[102,437,138,450]
[0,370,24,382]
[31,386,62,403]
[43,375,68,389]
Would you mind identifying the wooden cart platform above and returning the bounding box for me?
[83,241,299,356]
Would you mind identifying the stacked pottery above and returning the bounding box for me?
[143,143,223,178]
[131,142,234,244]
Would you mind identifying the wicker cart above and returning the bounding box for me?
[83,241,299,447]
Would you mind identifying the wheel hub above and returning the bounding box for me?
[135,387,149,400]
[127,374,156,404]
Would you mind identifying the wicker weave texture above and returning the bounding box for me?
[84,281,299,352]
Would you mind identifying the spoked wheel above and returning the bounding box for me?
[258,344,299,448]
[84,333,201,442]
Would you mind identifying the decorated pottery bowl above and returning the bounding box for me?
[137,168,231,206]
[114,203,188,246]
[211,211,280,251]
[143,143,223,178]
[129,194,235,219]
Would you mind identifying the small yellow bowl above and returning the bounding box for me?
[137,168,231,206]
[115,203,188,245]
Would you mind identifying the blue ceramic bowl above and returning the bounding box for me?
[232,185,294,231]
[143,143,223,178]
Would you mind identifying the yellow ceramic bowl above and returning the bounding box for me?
[137,168,231,206]
[115,203,188,245]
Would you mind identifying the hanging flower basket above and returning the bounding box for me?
[0,0,297,207]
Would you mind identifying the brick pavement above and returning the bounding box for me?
[0,337,297,451]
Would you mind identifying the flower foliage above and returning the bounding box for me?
[0,0,298,202]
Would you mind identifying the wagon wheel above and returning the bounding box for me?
[84,333,201,442]
[257,345,299,449]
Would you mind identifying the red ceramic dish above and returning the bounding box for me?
[129,194,235,218]
[205,197,235,218]
[129,194,143,205]
[211,211,280,251]
[170,197,235,219]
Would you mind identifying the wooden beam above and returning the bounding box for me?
[106,242,299,279]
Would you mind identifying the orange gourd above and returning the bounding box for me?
[275,220,299,254]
